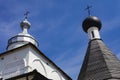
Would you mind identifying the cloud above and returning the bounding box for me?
[0,20,20,38]
[102,19,120,32]
[53,44,87,80]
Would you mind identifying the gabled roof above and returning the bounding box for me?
[0,43,72,80]
[78,39,120,80]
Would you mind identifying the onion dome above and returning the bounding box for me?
[20,18,31,30]
[82,16,102,32]
[7,17,38,50]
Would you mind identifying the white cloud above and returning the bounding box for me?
[0,20,19,38]
[101,17,120,33]
[53,44,86,80]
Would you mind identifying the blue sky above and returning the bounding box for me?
[0,0,120,80]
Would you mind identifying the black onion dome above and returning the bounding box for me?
[82,16,102,32]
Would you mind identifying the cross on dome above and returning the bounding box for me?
[20,11,31,33]
[24,11,30,19]
[85,5,92,16]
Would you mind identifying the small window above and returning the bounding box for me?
[91,31,95,38]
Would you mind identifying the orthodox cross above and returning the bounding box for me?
[85,5,92,16]
[24,11,30,19]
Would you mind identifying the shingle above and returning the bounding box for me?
[78,39,120,80]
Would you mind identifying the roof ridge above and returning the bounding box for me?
[96,40,113,77]
[91,39,120,79]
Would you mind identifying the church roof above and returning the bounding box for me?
[78,39,120,80]
[0,43,72,80]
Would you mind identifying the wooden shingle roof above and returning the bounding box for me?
[78,39,120,80]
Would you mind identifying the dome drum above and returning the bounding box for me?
[7,34,38,50]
